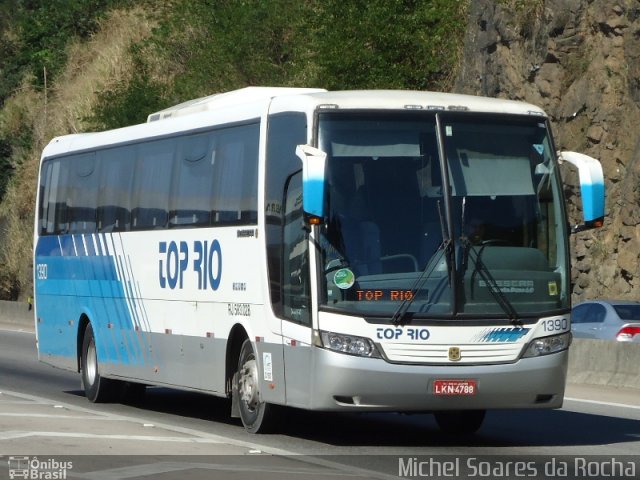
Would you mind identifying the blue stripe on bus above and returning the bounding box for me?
[84,234,96,257]
[109,234,147,365]
[60,235,75,256]
[477,327,530,343]
[35,233,145,367]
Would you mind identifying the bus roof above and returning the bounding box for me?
[147,87,546,122]
[42,87,548,160]
[147,87,547,122]
[146,86,327,122]
[298,89,546,117]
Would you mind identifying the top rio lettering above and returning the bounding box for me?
[357,290,413,301]
[159,240,222,290]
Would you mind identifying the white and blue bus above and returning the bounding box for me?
[34,87,605,433]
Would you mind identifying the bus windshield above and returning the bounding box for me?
[317,111,568,320]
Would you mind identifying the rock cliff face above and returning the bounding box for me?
[455,0,640,302]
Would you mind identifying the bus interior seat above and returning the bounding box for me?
[478,246,549,271]
[340,218,382,276]
[420,196,443,267]
[69,207,97,233]
[97,206,129,232]
[340,185,382,275]
[365,158,423,271]
[328,161,382,276]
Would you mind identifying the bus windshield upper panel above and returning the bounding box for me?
[316,111,568,320]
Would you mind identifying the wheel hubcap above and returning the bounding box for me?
[86,339,97,385]
[238,358,259,411]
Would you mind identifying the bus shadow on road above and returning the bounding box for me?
[67,386,639,448]
[263,407,640,447]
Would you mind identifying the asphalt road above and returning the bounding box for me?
[1,327,639,479]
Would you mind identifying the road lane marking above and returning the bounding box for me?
[0,431,229,443]
[0,413,120,419]
[0,389,399,480]
[67,461,366,480]
[565,397,640,410]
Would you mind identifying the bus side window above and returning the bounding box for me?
[265,112,308,319]
[131,139,174,230]
[282,171,310,325]
[54,160,71,234]
[170,133,214,228]
[97,147,134,232]
[68,153,98,234]
[39,160,58,235]
[210,123,259,226]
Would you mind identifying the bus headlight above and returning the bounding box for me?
[522,332,572,358]
[316,330,381,358]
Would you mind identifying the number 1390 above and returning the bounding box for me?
[543,317,568,332]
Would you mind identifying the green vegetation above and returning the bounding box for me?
[0,0,129,100]
[314,0,466,90]
[0,0,131,198]
[0,0,469,299]
[88,0,468,130]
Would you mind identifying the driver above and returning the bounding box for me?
[467,218,486,245]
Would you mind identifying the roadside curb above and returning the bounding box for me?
[0,300,34,331]
[568,338,640,390]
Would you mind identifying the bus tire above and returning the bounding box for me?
[235,339,275,433]
[80,323,121,403]
[434,410,486,435]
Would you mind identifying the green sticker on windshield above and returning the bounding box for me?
[334,268,355,290]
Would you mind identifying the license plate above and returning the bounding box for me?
[433,379,477,396]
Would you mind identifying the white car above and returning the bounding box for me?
[572,300,640,342]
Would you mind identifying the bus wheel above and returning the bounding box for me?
[235,339,275,433]
[81,323,121,403]
[434,410,486,435]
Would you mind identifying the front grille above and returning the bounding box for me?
[380,342,523,364]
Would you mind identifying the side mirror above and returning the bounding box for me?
[295,144,327,224]
[558,151,605,232]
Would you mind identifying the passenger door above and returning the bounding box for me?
[281,170,313,407]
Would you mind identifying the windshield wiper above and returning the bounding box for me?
[462,239,521,326]
[391,239,450,326]
[458,195,520,325]
[391,199,453,326]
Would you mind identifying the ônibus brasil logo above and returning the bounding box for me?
[8,456,72,480]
